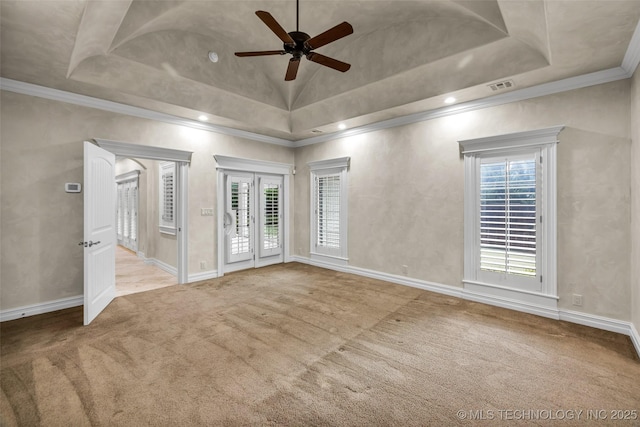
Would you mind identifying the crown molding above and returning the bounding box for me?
[294,66,630,147]
[1,49,636,151]
[0,78,294,148]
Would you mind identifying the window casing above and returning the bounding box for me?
[159,161,176,235]
[460,126,563,307]
[309,157,350,264]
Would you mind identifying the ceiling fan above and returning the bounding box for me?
[234,0,353,81]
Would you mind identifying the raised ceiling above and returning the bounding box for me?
[1,1,639,141]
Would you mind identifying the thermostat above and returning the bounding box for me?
[65,183,82,193]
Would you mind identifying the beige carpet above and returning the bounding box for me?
[1,263,639,426]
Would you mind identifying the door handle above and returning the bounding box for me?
[78,241,101,247]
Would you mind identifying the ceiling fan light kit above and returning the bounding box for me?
[234,0,353,81]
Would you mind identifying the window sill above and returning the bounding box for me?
[159,226,176,236]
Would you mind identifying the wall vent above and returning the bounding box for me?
[488,80,515,91]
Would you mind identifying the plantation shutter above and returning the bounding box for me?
[162,171,174,222]
[159,162,176,234]
[479,154,538,278]
[117,185,124,240]
[316,174,341,249]
[130,181,138,243]
[262,182,280,251]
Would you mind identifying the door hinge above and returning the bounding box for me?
[540,275,543,283]
[540,215,543,223]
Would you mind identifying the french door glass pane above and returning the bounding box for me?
[231,181,251,255]
[263,183,279,250]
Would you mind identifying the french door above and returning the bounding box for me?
[224,172,284,272]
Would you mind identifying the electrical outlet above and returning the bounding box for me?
[201,208,214,216]
[572,294,583,307]
[200,261,206,270]
[402,265,409,276]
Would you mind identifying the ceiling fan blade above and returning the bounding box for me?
[306,52,351,73]
[235,50,286,57]
[306,22,353,50]
[256,11,295,45]
[285,58,301,81]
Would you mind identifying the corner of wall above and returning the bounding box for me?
[631,68,640,349]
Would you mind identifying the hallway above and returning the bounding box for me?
[116,246,177,297]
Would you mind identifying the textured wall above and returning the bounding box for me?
[632,69,640,330]
[295,80,631,320]
[0,91,294,310]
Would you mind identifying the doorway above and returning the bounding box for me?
[83,139,192,325]
[114,158,178,296]
[215,155,292,276]
[223,172,284,272]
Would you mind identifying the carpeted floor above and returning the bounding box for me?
[1,263,639,426]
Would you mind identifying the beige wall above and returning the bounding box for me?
[295,80,632,320]
[1,79,634,323]
[631,69,640,331]
[0,91,294,310]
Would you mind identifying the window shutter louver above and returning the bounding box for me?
[316,174,341,249]
[263,183,280,250]
[480,156,537,277]
[159,162,176,234]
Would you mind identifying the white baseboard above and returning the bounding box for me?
[558,309,633,336]
[290,255,463,298]
[464,288,560,320]
[188,270,219,283]
[143,257,177,276]
[630,323,640,358]
[290,256,640,359]
[0,295,83,322]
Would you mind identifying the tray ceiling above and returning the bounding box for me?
[1,0,639,140]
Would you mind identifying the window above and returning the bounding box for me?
[309,157,350,264]
[478,152,539,291]
[459,126,563,309]
[159,161,176,234]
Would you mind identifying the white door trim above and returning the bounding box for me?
[94,139,191,285]
[215,155,292,277]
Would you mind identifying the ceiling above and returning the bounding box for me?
[1,1,640,141]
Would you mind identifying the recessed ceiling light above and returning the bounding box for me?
[198,115,208,122]
[208,51,219,63]
[444,96,456,104]
[338,123,347,130]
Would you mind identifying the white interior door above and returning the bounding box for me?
[83,141,116,325]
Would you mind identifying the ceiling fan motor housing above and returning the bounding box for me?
[285,31,311,58]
